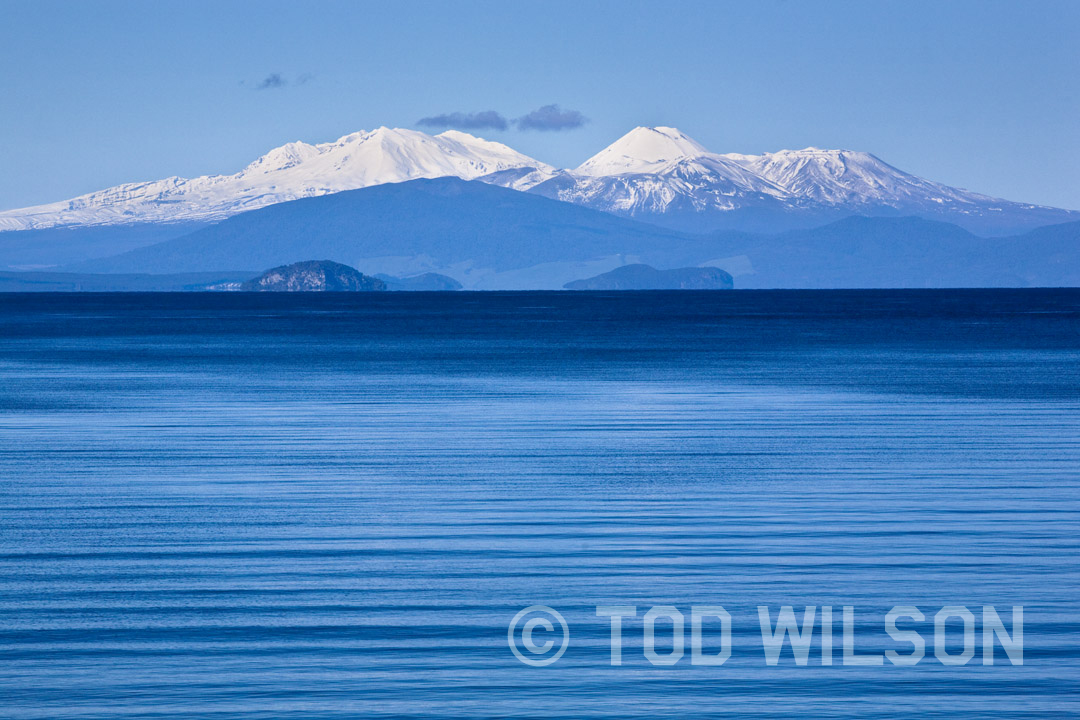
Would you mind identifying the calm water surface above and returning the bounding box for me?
[0,290,1077,718]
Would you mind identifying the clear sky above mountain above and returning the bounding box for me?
[1,0,1077,211]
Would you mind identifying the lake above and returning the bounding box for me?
[0,290,1077,718]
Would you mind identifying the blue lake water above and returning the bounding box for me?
[0,289,1077,719]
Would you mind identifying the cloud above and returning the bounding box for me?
[255,73,287,91]
[416,110,510,131]
[245,73,314,91]
[515,104,588,132]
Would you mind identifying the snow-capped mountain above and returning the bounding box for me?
[730,147,1003,211]
[482,127,1075,234]
[1,125,1075,235]
[574,126,711,176]
[0,128,550,231]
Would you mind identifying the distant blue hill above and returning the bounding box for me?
[63,179,1080,289]
[0,222,206,271]
[1001,220,1080,287]
[374,272,463,291]
[70,178,720,289]
[565,264,733,290]
[703,216,1080,288]
[0,269,251,292]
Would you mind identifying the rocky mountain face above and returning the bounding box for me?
[240,260,386,292]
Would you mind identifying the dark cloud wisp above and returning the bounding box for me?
[246,73,314,91]
[515,104,588,132]
[255,73,287,90]
[416,111,510,131]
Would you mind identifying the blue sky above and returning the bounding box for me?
[1,0,1078,211]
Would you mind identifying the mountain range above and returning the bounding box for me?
[2,126,1075,237]
[0,125,1077,289]
[484,127,1078,235]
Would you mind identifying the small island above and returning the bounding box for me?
[241,260,386,292]
[374,272,463,291]
[564,264,733,290]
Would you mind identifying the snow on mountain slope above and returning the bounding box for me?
[725,147,996,210]
[0,128,551,231]
[492,127,993,218]
[529,154,790,215]
[558,128,1057,216]
[485,128,1077,233]
[488,127,791,218]
[574,126,709,175]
